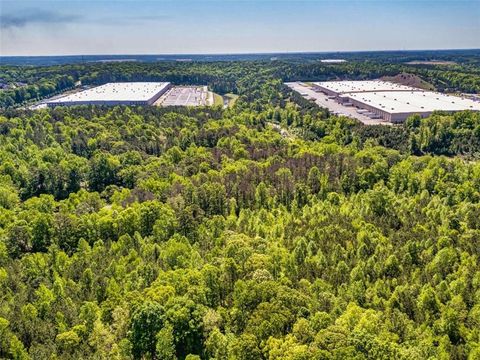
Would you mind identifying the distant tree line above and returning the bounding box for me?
[2,55,480,109]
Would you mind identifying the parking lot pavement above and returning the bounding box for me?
[207,87,214,106]
[285,82,392,126]
[155,86,209,107]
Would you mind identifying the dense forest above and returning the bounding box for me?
[1,55,480,359]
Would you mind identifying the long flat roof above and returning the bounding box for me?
[48,82,170,103]
[314,80,418,94]
[346,90,480,114]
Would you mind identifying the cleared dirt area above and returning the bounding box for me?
[224,93,239,108]
[155,86,212,107]
[213,93,224,106]
[381,73,435,91]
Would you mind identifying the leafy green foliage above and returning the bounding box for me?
[0,63,480,359]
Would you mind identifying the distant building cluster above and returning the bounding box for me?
[320,59,347,63]
[312,80,480,123]
[47,82,171,107]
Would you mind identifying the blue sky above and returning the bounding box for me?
[1,0,479,56]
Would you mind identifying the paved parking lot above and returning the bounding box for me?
[285,82,392,125]
[155,86,211,107]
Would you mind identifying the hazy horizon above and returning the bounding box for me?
[2,48,480,58]
[1,0,479,56]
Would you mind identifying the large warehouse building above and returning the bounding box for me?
[312,80,480,123]
[47,82,171,107]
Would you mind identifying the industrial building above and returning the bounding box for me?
[314,80,416,96]
[47,82,171,107]
[312,80,480,123]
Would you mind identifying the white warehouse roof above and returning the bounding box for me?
[48,82,171,105]
[290,80,480,123]
[314,80,417,94]
[345,91,480,114]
